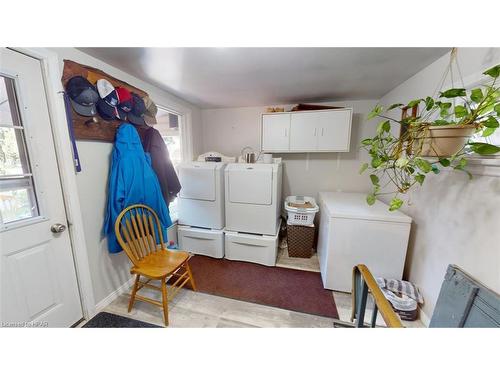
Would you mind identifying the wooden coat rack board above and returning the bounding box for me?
[61,60,149,142]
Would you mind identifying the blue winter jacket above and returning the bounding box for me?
[103,123,172,253]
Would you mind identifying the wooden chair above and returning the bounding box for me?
[114,204,196,326]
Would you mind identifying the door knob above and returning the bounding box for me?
[51,223,67,233]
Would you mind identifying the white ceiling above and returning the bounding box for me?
[79,48,450,109]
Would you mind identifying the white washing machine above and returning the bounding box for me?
[178,161,226,230]
[224,162,282,236]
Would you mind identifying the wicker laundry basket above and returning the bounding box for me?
[392,306,418,321]
[287,224,315,258]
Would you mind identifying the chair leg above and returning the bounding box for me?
[128,274,140,312]
[161,277,169,326]
[185,261,197,292]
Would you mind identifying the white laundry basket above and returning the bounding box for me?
[285,196,319,226]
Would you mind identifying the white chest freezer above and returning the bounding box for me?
[224,162,282,236]
[316,192,412,292]
[177,161,225,229]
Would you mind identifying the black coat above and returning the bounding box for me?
[139,126,181,205]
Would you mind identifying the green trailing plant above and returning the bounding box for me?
[360,64,500,211]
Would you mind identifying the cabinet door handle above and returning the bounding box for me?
[314,128,317,136]
[284,128,287,137]
[321,127,324,136]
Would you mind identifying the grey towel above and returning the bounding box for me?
[376,277,424,304]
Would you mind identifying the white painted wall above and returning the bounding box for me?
[49,48,202,306]
[201,100,378,199]
[379,47,500,320]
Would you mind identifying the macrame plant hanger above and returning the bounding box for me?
[431,47,466,101]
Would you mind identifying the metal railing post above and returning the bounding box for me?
[355,280,369,328]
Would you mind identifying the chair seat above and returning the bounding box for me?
[131,249,190,279]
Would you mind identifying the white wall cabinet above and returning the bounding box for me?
[261,108,352,153]
[317,110,352,151]
[290,112,320,151]
[261,113,290,152]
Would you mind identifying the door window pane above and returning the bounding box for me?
[0,178,39,223]
[0,75,40,226]
[0,127,29,175]
[0,76,14,126]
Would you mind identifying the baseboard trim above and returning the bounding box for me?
[95,277,135,313]
[419,307,431,327]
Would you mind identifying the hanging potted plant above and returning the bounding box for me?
[360,61,500,211]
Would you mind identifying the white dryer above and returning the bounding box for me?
[178,161,225,229]
[224,162,282,236]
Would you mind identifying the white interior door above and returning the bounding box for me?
[0,48,82,327]
[290,112,320,151]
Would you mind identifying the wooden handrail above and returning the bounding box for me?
[351,264,404,328]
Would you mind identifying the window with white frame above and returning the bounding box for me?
[155,106,182,220]
[0,75,40,227]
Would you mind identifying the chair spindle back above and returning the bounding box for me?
[114,204,167,266]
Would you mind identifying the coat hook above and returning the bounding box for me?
[85,117,99,126]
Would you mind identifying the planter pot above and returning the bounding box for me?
[413,124,477,157]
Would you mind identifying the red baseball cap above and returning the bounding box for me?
[115,87,133,112]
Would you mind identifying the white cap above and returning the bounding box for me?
[96,79,115,99]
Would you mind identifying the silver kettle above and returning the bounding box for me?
[241,146,256,163]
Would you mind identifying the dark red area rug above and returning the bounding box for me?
[188,255,338,319]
